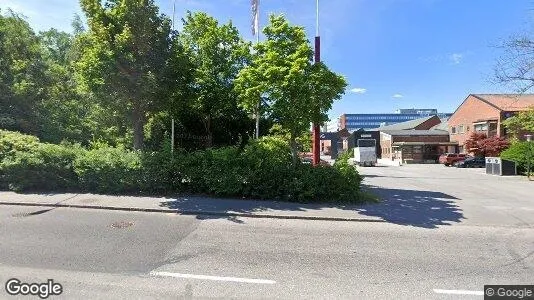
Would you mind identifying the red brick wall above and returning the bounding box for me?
[381,139,392,158]
[448,95,501,148]
[414,115,442,130]
[392,135,450,143]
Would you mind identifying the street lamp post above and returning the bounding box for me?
[526,134,533,180]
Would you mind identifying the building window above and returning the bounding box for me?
[458,125,465,134]
[474,123,488,132]
[451,127,456,134]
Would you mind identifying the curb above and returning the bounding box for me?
[0,201,385,223]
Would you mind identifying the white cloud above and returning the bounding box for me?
[449,53,463,64]
[392,94,403,99]
[350,87,367,94]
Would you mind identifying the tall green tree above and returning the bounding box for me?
[177,12,251,146]
[37,20,125,146]
[77,0,173,150]
[236,15,347,164]
[502,108,534,139]
[0,9,47,134]
[38,28,81,143]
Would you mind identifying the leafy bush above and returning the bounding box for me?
[0,143,81,191]
[333,150,353,168]
[240,137,294,199]
[0,130,365,203]
[139,150,183,194]
[501,141,534,174]
[74,146,142,194]
[200,147,246,196]
[0,130,40,161]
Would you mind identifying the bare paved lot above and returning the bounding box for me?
[357,164,534,228]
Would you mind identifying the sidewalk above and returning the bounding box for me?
[0,191,384,222]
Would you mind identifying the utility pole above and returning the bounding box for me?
[312,0,321,165]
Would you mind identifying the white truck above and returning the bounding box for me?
[353,139,377,167]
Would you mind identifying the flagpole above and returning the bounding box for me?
[312,0,321,165]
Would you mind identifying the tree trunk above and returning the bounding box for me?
[255,99,260,139]
[290,133,298,167]
[205,114,212,148]
[132,104,145,150]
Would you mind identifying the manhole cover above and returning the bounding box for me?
[110,221,134,229]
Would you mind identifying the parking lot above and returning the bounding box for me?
[357,164,534,228]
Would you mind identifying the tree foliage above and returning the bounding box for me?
[0,10,46,134]
[502,108,534,139]
[2,6,347,157]
[464,132,510,157]
[464,132,487,156]
[177,12,251,146]
[236,15,347,164]
[500,141,534,175]
[77,0,173,150]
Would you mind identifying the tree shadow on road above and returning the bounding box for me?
[355,186,464,228]
[158,185,464,229]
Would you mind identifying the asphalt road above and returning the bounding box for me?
[0,164,533,299]
[0,201,533,299]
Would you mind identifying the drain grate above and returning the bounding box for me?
[12,209,53,218]
[110,221,134,229]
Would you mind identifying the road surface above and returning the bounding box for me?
[0,164,532,299]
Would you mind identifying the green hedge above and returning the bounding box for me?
[0,131,364,203]
[0,130,40,161]
[501,141,534,175]
[0,130,43,189]
[74,146,142,194]
[1,143,81,191]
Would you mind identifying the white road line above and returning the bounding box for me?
[149,271,276,284]
[433,289,484,296]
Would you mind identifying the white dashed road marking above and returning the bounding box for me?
[433,289,484,296]
[150,271,276,284]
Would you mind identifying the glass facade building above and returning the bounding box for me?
[340,112,452,131]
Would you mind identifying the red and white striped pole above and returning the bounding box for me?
[312,0,321,165]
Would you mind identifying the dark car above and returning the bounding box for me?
[455,157,485,168]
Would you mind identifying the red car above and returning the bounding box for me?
[439,153,467,166]
[299,152,331,166]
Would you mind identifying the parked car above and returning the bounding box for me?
[455,157,486,168]
[439,153,467,166]
[299,153,331,166]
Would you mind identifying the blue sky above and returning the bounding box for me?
[1,0,533,120]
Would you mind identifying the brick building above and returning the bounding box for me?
[380,130,455,163]
[377,115,457,164]
[448,94,534,152]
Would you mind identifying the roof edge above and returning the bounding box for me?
[471,94,503,111]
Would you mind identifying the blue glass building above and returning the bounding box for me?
[340,111,452,131]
